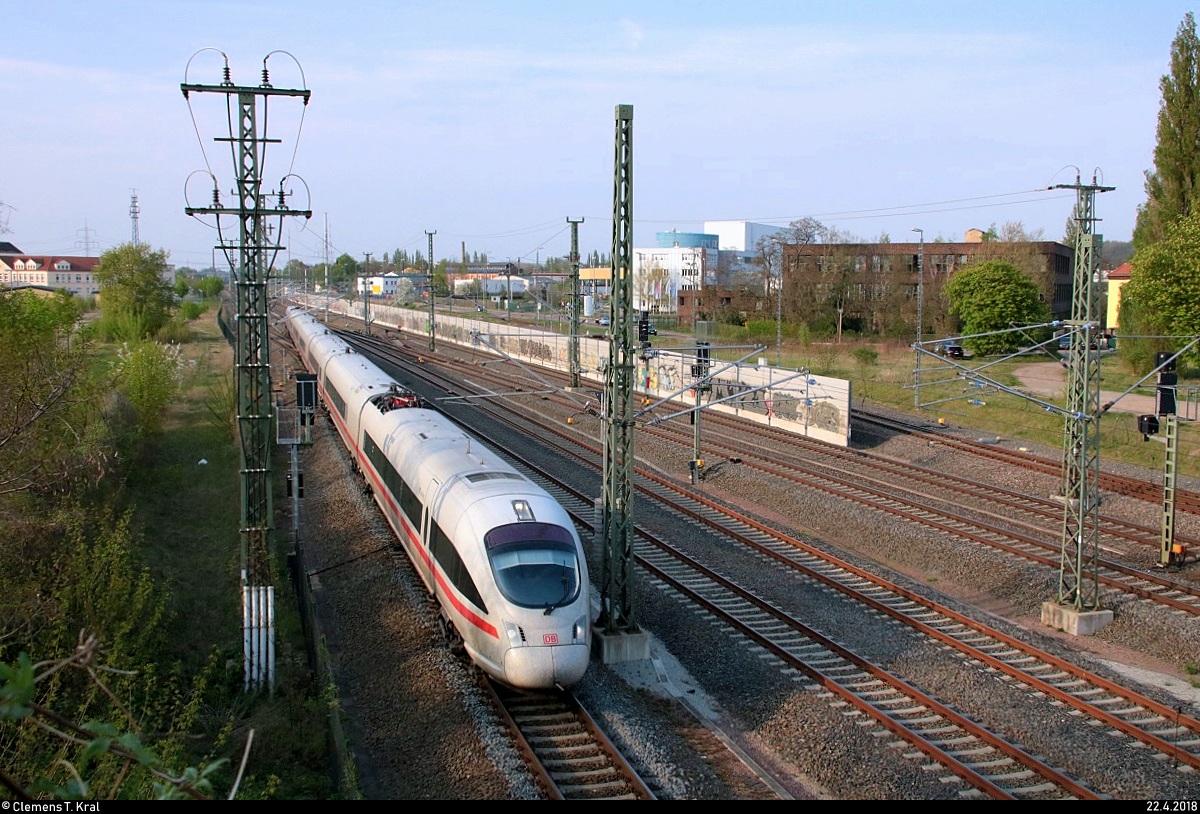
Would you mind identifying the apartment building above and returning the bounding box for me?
[0,250,102,297]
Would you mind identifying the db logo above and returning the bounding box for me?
[542,633,559,645]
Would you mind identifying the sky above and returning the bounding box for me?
[2,1,1195,271]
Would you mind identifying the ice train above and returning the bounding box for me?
[285,306,591,690]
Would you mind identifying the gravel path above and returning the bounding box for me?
[1012,359,1159,415]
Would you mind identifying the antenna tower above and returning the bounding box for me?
[130,190,141,245]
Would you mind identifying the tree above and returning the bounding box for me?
[113,340,184,436]
[997,222,1045,242]
[1121,209,1200,368]
[635,258,672,312]
[330,253,360,289]
[195,275,225,298]
[982,221,1055,306]
[283,258,309,289]
[819,233,865,343]
[93,243,176,337]
[433,260,450,296]
[1133,12,1200,251]
[0,290,107,499]
[943,260,1051,355]
[760,217,825,326]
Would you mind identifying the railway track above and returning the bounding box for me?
[485,682,656,800]
[535,422,1200,793]
[641,417,1200,615]
[855,409,1200,515]
[659,405,1199,561]
[344,328,1200,618]
[324,321,1200,798]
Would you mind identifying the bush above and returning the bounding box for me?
[156,319,193,345]
[852,346,879,367]
[113,341,184,435]
[180,301,207,321]
[90,309,151,343]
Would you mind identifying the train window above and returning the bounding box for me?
[364,433,387,474]
[363,433,410,514]
[486,524,580,611]
[431,522,487,613]
[326,382,346,417]
[398,476,422,530]
[465,471,524,484]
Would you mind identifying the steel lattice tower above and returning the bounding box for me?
[129,191,141,246]
[567,217,584,389]
[598,104,639,636]
[1053,174,1113,611]
[427,230,437,351]
[181,68,311,591]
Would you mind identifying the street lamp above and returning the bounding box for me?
[912,228,924,409]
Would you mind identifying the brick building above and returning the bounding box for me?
[676,235,1075,337]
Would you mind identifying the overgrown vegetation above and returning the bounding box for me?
[0,296,332,800]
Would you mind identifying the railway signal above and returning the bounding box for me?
[1138,350,1185,568]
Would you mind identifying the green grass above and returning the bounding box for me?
[708,332,1200,480]
[121,312,335,798]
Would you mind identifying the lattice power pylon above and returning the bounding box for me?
[598,104,641,641]
[1051,173,1113,615]
[567,216,584,389]
[182,52,312,690]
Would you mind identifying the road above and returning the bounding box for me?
[1013,361,1158,416]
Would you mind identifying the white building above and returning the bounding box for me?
[630,221,779,314]
[0,254,102,297]
[631,246,711,315]
[452,276,527,297]
[704,220,783,254]
[357,272,404,297]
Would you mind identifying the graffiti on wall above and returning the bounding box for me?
[313,300,850,445]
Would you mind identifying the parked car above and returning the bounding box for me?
[597,317,610,327]
[939,343,965,359]
[646,324,658,335]
[1058,335,1100,351]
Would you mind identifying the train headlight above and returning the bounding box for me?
[573,615,589,643]
[503,620,525,645]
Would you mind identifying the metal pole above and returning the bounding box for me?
[775,240,783,366]
[598,103,639,637]
[1052,173,1114,612]
[426,230,437,351]
[361,252,372,335]
[323,214,330,323]
[568,217,584,388]
[1159,413,1179,567]
[912,228,924,409]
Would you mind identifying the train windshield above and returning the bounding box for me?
[485,523,581,612]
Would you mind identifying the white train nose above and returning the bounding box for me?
[504,643,589,690]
